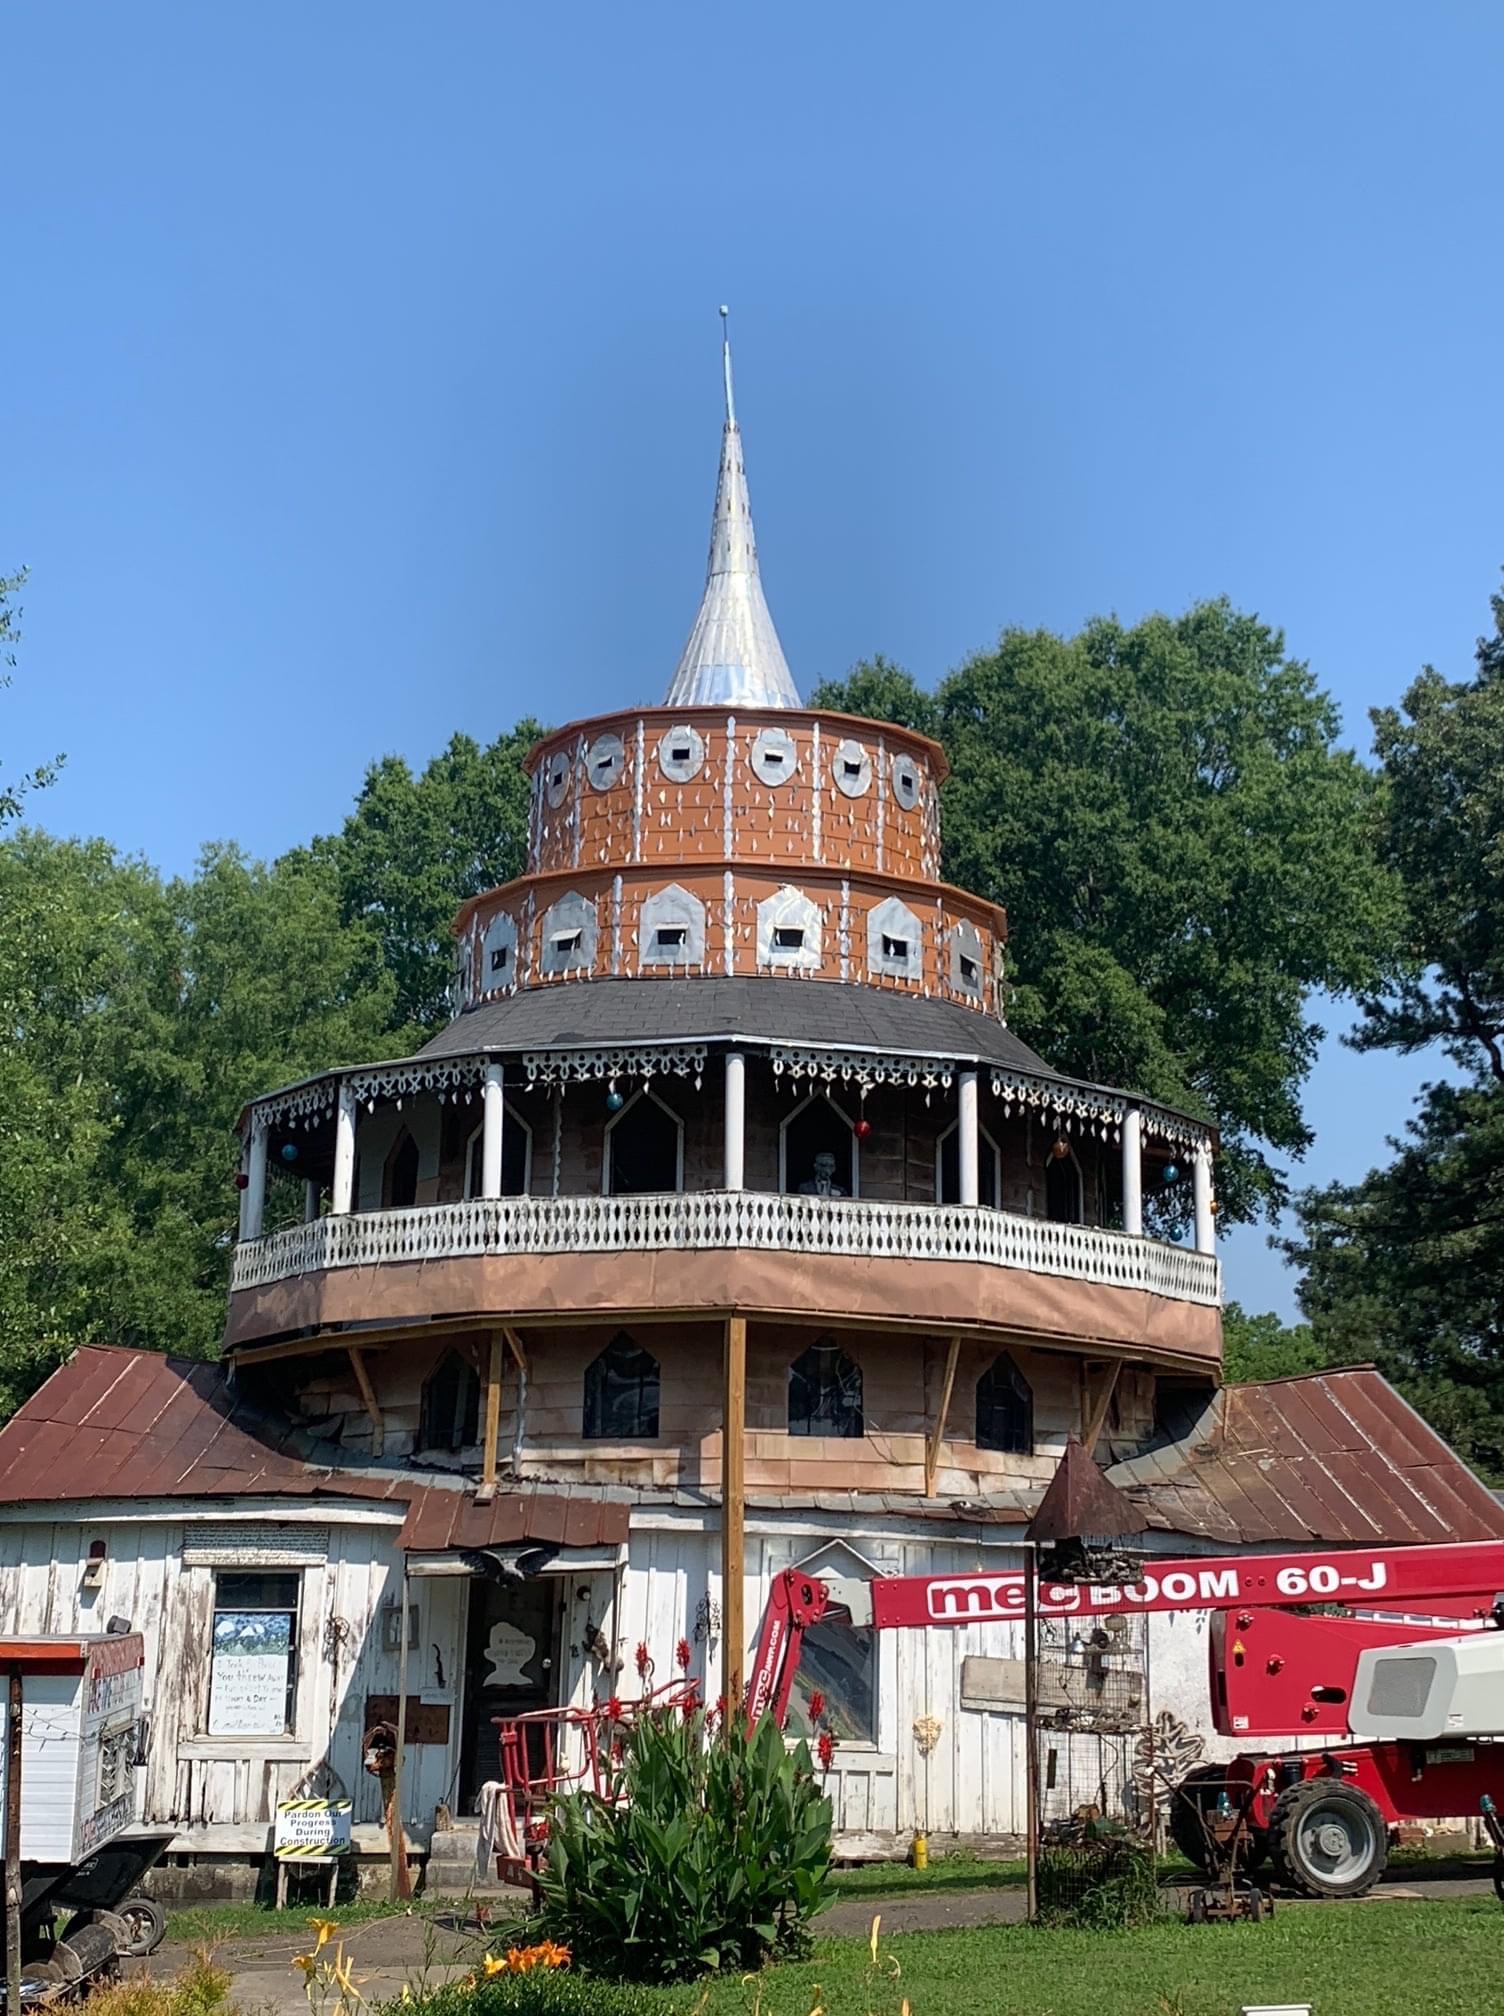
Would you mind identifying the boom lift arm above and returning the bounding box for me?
[745,1539,1504,1729]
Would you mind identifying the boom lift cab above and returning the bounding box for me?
[1352,1633,1504,1742]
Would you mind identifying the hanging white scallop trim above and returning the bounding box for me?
[523,1043,707,1089]
[770,1043,956,1092]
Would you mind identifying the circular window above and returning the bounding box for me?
[750,726,799,787]
[890,752,922,810]
[832,738,872,798]
[545,747,572,809]
[657,723,705,783]
[586,732,625,792]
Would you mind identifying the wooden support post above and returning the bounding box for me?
[347,1348,384,1458]
[388,1568,413,1902]
[721,1313,747,1706]
[925,1335,962,1498]
[1081,1360,1122,1457]
[477,1331,504,1502]
[6,1668,21,2016]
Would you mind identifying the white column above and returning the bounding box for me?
[724,1050,746,1190]
[1121,1106,1143,1237]
[1193,1143,1215,1255]
[241,1118,268,1242]
[957,1069,980,1207]
[481,1062,505,1199]
[332,1081,358,1216]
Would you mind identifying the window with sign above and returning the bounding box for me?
[207,1571,301,1736]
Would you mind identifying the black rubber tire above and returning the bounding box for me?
[1168,1764,1267,1876]
[116,1896,168,1958]
[1269,1779,1388,1899]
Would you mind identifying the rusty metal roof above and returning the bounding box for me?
[0,1349,1496,1555]
[1109,1366,1504,1547]
[0,1346,628,1551]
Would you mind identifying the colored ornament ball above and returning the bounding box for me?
[605,1088,625,1112]
[1163,1163,1180,1184]
[233,1171,250,1191]
[853,1118,873,1140]
[1050,1137,1070,1160]
[279,1141,300,1164]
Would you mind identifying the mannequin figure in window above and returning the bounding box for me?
[798,1149,846,1198]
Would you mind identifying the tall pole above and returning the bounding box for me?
[1192,1145,1215,1255]
[242,1118,269,1241]
[723,1052,746,1190]
[481,1063,506,1199]
[1120,1106,1143,1237]
[333,1082,358,1216]
[957,1070,980,1207]
[721,1314,747,1705]
[6,1668,22,2011]
[1023,1545,1039,1923]
[388,1569,412,1901]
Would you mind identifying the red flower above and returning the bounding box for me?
[807,1689,826,1725]
[816,1730,835,1771]
[676,1637,692,1673]
[635,1641,651,1678]
[610,1739,624,1763]
[606,1696,623,1722]
[680,1698,695,1721]
[713,1693,727,1726]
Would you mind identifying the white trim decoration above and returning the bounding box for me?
[522,1044,707,1089]
[772,1044,955,1092]
[231,1190,1223,1307]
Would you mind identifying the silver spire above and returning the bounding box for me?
[664,309,800,710]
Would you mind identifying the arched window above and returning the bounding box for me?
[789,1339,863,1439]
[584,1333,660,1440]
[781,1094,858,1197]
[421,1350,480,1451]
[604,1090,683,1195]
[976,1354,1033,1455]
[464,1105,533,1199]
[1045,1146,1083,1225]
[936,1121,1002,1208]
[385,1130,421,1210]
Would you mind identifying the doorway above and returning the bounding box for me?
[458,1575,561,1811]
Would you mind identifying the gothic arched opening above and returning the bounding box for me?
[605,1091,683,1195]
[976,1353,1033,1455]
[420,1350,480,1452]
[789,1338,863,1438]
[583,1332,661,1441]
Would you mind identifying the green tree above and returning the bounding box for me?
[329,723,544,1031]
[1287,583,1504,1475]
[1220,1301,1327,1384]
[0,833,399,1377]
[0,568,62,829]
[815,601,1398,1225]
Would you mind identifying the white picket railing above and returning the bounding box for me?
[229,1190,1221,1305]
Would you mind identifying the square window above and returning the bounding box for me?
[655,926,687,951]
[881,934,909,962]
[490,946,509,973]
[671,743,692,763]
[553,930,582,955]
[959,954,979,986]
[764,750,784,769]
[842,760,862,779]
[207,1570,301,1737]
[774,926,804,951]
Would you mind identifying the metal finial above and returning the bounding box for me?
[719,305,736,426]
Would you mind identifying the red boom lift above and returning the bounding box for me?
[744,1538,1504,1899]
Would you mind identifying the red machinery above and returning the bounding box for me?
[745,1539,1504,1898]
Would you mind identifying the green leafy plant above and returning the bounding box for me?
[529,1703,834,1981]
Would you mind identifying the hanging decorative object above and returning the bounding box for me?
[279,1141,300,1164]
[233,1171,250,1191]
[853,1117,873,1140]
[1163,1163,1180,1184]
[1051,1137,1071,1160]
[605,1088,625,1112]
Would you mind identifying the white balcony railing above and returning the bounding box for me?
[229,1190,1221,1306]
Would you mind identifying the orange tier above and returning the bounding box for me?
[521,706,946,884]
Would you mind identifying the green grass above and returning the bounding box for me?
[640,1900,1504,2016]
[164,1894,455,1946]
[828,1852,1026,1899]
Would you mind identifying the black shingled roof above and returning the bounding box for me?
[417,976,1059,1075]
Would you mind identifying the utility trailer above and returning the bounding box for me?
[0,1633,170,1997]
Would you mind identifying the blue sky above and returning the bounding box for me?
[4,3,1501,1317]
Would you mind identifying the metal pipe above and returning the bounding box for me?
[389,1567,412,1901]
